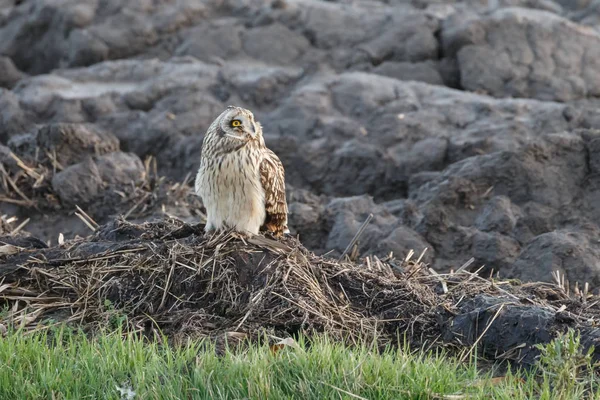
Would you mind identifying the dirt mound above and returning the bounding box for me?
[0,217,437,344]
[1,217,599,367]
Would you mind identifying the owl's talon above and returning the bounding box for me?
[230,231,250,240]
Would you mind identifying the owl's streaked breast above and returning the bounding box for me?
[195,146,266,235]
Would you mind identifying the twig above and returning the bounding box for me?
[428,268,448,294]
[123,192,151,219]
[75,212,97,232]
[0,197,32,206]
[75,205,99,228]
[9,152,42,180]
[46,149,65,173]
[416,247,428,264]
[339,213,373,261]
[0,164,35,207]
[460,303,505,363]
[454,258,475,275]
[11,217,30,235]
[158,255,176,311]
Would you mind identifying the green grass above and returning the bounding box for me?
[0,326,597,399]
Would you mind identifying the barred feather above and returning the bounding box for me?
[259,148,289,236]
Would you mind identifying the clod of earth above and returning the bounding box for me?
[1,217,599,368]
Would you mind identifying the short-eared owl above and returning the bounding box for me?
[195,106,289,236]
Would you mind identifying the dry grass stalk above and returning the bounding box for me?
[339,213,373,261]
[460,303,506,363]
[10,218,30,235]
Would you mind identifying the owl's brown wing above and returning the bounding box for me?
[259,148,289,237]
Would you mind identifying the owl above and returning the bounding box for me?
[195,106,289,237]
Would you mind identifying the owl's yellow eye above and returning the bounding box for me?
[231,120,242,127]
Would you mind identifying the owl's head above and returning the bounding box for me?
[206,106,263,151]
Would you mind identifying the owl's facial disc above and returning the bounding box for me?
[224,112,258,141]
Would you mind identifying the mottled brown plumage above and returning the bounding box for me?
[195,106,289,237]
